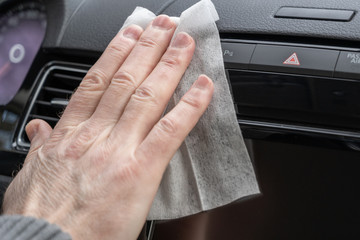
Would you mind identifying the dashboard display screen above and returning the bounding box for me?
[0,3,46,106]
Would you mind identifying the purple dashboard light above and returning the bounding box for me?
[0,4,46,105]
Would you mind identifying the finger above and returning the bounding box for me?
[89,15,176,126]
[111,32,195,144]
[56,25,143,128]
[25,119,52,155]
[135,75,214,174]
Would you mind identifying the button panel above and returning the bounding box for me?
[221,41,360,80]
[334,51,360,80]
[249,45,340,77]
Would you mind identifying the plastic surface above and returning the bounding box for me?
[42,0,360,53]
[43,0,172,52]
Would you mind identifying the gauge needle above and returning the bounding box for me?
[0,62,11,78]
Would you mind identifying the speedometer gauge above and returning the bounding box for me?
[0,2,46,105]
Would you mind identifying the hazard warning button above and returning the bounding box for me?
[250,45,339,77]
[283,53,300,66]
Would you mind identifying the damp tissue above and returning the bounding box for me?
[122,0,260,220]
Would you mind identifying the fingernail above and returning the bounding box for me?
[123,25,143,40]
[171,32,192,48]
[195,75,211,90]
[152,15,173,30]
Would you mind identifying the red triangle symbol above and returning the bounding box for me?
[283,53,300,66]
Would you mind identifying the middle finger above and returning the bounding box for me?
[90,15,176,126]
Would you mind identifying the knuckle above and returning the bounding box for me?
[157,117,178,136]
[133,86,156,101]
[107,43,129,59]
[131,86,159,107]
[112,70,137,90]
[80,68,108,91]
[160,55,181,69]
[138,36,158,49]
[181,93,203,110]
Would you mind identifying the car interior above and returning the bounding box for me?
[1,0,360,239]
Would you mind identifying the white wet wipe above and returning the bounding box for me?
[122,0,260,220]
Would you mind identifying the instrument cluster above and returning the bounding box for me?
[0,1,46,106]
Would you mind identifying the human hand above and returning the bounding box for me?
[2,15,213,240]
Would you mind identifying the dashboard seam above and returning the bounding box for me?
[56,0,88,47]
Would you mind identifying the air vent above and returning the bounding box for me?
[17,63,89,149]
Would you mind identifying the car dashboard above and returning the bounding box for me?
[1,0,360,239]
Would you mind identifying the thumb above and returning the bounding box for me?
[25,119,52,153]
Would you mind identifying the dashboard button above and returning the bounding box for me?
[249,45,339,77]
[221,42,256,69]
[334,51,360,80]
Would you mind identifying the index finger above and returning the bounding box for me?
[56,25,143,129]
[135,75,214,175]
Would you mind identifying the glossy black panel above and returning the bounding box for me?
[230,70,360,132]
[153,140,360,240]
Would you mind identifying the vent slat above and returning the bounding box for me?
[53,73,83,82]
[35,100,51,106]
[29,114,59,122]
[43,86,74,95]
[18,64,88,149]
[28,116,58,128]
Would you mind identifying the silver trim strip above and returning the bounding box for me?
[147,221,155,240]
[238,119,360,139]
